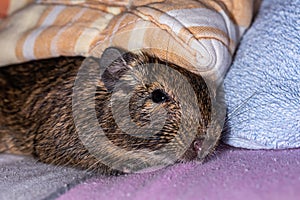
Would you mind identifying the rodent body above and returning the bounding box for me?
[0,48,220,174]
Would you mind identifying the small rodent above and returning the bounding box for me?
[0,47,222,174]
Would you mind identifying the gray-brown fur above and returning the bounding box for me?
[0,48,217,174]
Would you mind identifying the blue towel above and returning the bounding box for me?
[223,0,300,149]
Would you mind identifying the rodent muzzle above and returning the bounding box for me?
[193,138,204,153]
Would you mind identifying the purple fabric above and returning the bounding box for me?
[57,146,300,200]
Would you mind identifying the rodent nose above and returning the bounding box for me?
[193,138,204,152]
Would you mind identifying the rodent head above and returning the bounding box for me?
[73,47,224,173]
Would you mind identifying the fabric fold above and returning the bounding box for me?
[0,0,258,83]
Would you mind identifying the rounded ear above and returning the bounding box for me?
[99,47,126,70]
[100,47,132,92]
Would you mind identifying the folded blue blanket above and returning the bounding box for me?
[223,0,300,149]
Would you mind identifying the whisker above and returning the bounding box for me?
[227,90,260,119]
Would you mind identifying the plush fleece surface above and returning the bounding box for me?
[57,145,300,200]
[2,146,299,200]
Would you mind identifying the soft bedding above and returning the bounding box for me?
[0,0,299,200]
[1,146,300,200]
[223,0,300,149]
[0,0,259,83]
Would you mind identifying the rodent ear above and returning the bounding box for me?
[99,47,126,69]
[100,47,131,92]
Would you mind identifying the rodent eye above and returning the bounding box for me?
[151,89,168,103]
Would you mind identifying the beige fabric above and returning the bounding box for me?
[0,0,259,81]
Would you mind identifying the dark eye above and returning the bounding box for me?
[151,89,168,103]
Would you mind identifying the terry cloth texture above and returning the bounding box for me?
[223,0,300,149]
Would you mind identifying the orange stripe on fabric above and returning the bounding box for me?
[33,6,83,58]
[57,9,111,54]
[0,0,9,18]
[51,6,83,26]
[147,0,254,27]
[34,7,107,57]
[141,25,199,75]
[211,0,254,27]
[15,6,56,61]
[73,10,112,54]
[148,0,205,12]
[54,8,107,55]
[53,25,86,55]
[187,26,235,54]
[37,0,125,15]
[89,13,142,51]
